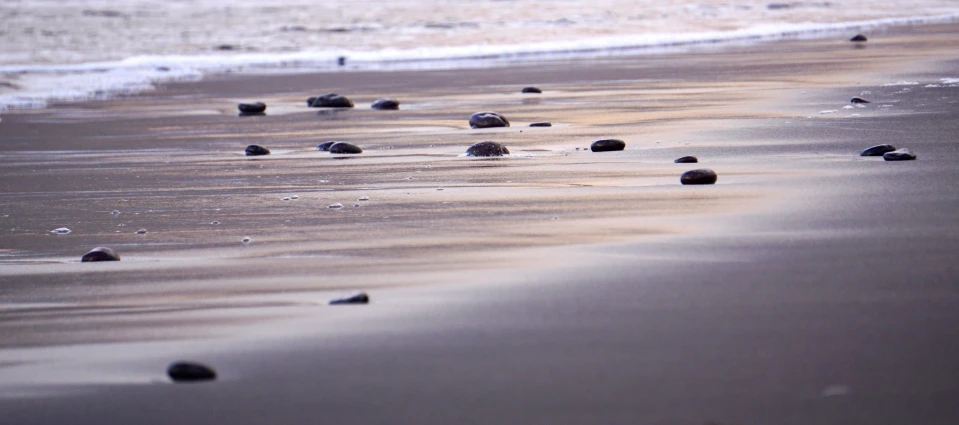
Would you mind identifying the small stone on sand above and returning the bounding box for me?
[590,139,626,152]
[850,97,870,104]
[167,362,217,383]
[850,34,868,42]
[860,144,897,156]
[135,228,147,234]
[529,122,552,127]
[309,93,354,108]
[469,112,510,129]
[883,149,917,161]
[238,102,266,115]
[245,145,270,156]
[371,98,400,110]
[81,247,120,262]
[316,141,336,151]
[680,169,718,185]
[329,142,363,154]
[466,141,510,157]
[329,291,370,305]
[674,156,698,163]
[521,87,542,93]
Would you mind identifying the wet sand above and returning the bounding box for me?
[2,24,959,424]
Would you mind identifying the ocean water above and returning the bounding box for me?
[1,0,958,109]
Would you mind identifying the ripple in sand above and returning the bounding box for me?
[291,195,299,200]
[819,110,838,114]
[282,197,291,201]
[51,227,71,235]
[211,221,220,225]
[328,203,344,209]
[358,196,370,201]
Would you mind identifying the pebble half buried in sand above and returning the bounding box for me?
[237,102,266,115]
[466,141,510,157]
[529,122,552,127]
[371,98,400,110]
[328,142,363,154]
[81,247,120,262]
[883,149,917,161]
[329,291,370,305]
[245,145,270,156]
[167,362,217,383]
[521,86,542,93]
[469,111,510,129]
[675,156,698,163]
[850,34,868,42]
[860,144,897,156]
[590,139,626,152]
[680,169,718,185]
[851,97,871,104]
[308,93,354,108]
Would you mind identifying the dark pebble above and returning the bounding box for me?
[237,102,266,114]
[168,361,217,383]
[329,292,370,305]
[81,247,120,262]
[371,98,400,110]
[466,141,510,157]
[316,141,337,151]
[521,87,542,94]
[309,93,354,108]
[529,122,552,127]
[850,97,870,104]
[883,149,917,161]
[329,142,363,154]
[674,156,698,163]
[860,144,896,156]
[590,139,626,152]
[680,169,718,185]
[469,111,510,129]
[850,34,868,42]
[245,145,270,156]
[337,56,347,66]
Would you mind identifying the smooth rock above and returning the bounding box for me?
[590,139,626,152]
[167,362,217,382]
[81,247,120,262]
[329,142,363,154]
[329,292,370,305]
[309,93,354,108]
[680,169,718,185]
[674,156,698,163]
[883,149,917,161]
[237,102,266,114]
[529,122,552,127]
[245,145,270,156]
[521,87,542,94]
[850,34,867,42]
[371,98,400,110]
[337,56,347,66]
[466,141,510,157]
[316,141,337,151]
[469,111,510,129]
[850,97,871,104]
[860,144,897,156]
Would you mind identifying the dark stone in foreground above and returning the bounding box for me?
[81,247,120,262]
[860,144,897,156]
[245,145,270,156]
[521,87,542,93]
[590,139,626,152]
[329,142,363,154]
[371,98,400,110]
[883,149,917,161]
[680,169,718,185]
[309,93,354,108]
[850,97,870,104]
[466,141,510,157]
[674,156,698,163]
[316,141,337,151]
[529,122,552,127]
[329,292,370,305]
[469,111,510,129]
[850,34,867,42]
[237,102,266,114]
[168,362,217,382]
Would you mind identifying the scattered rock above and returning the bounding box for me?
[466,141,510,157]
[850,34,867,42]
[680,169,718,185]
[329,142,363,154]
[309,93,354,108]
[316,141,337,151]
[529,122,552,127]
[860,144,896,156]
[883,149,916,161]
[329,291,370,305]
[674,156,698,163]
[81,247,120,262]
[469,111,510,129]
[167,362,217,383]
[590,139,626,152]
[237,102,266,115]
[52,227,72,235]
[371,98,400,110]
[521,87,542,94]
[135,228,147,234]
[850,97,870,104]
[245,145,270,156]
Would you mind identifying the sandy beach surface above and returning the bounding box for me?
[2,23,959,424]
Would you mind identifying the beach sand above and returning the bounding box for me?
[2,23,959,424]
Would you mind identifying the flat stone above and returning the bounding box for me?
[237,102,266,114]
[245,145,270,156]
[590,139,626,152]
[309,93,354,108]
[316,141,337,151]
[883,149,917,161]
[329,291,370,305]
[81,247,120,262]
[680,169,718,185]
[850,97,870,104]
[469,111,510,129]
[371,98,400,110]
[466,141,510,157]
[674,156,698,163]
[329,142,363,154]
[850,34,868,42]
[860,144,897,156]
[168,361,217,383]
[529,122,552,127]
[521,87,542,93]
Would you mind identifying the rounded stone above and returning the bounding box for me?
[309,93,354,108]
[316,141,337,151]
[371,98,400,110]
[329,291,370,305]
[167,361,217,383]
[81,247,120,262]
[590,139,626,152]
[469,112,510,129]
[860,144,896,156]
[680,169,718,185]
[329,142,363,154]
[674,156,698,163]
[850,34,868,42]
[521,87,542,94]
[883,149,917,161]
[466,141,510,157]
[850,97,871,104]
[237,102,266,114]
[245,145,270,156]
[529,122,552,127]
